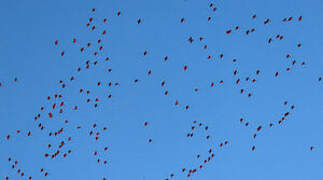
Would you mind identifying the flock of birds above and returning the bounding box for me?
[0,1,320,180]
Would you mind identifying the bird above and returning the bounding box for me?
[298,16,303,21]
[188,37,193,43]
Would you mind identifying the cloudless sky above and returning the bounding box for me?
[0,0,323,179]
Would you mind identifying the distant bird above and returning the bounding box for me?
[310,146,314,151]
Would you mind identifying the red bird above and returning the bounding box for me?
[292,60,296,65]
[268,38,272,43]
[257,126,262,131]
[298,16,302,21]
[188,37,193,43]
[264,18,270,24]
[275,72,279,77]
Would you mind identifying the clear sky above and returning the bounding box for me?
[0,0,323,179]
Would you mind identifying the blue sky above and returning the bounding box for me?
[0,0,323,179]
